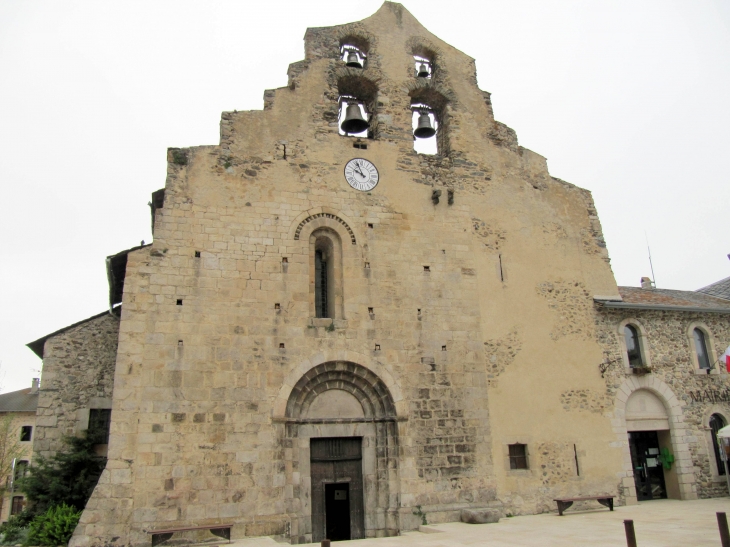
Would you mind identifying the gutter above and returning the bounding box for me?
[595,299,730,315]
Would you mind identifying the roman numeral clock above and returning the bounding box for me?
[344,158,379,191]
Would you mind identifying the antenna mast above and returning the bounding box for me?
[645,232,656,288]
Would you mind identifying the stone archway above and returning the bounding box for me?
[278,361,400,544]
[613,376,697,503]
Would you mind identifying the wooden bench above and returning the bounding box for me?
[148,524,233,546]
[553,496,614,516]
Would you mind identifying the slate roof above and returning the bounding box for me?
[596,286,730,313]
[0,387,38,413]
[697,276,730,302]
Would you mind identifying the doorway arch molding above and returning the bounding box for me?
[613,375,697,503]
[272,350,406,420]
[275,354,403,542]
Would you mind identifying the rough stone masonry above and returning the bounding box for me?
[25,3,729,547]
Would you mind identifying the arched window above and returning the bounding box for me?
[310,228,343,320]
[693,328,711,370]
[710,414,727,476]
[624,325,644,368]
[314,240,333,318]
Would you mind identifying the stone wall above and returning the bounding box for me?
[71,4,625,547]
[34,313,119,457]
[595,306,730,501]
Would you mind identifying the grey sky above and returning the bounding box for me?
[1,0,728,393]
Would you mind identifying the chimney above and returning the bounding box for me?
[30,378,40,393]
[640,277,654,289]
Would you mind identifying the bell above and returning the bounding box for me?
[345,51,362,68]
[340,103,369,134]
[417,63,430,78]
[413,111,436,139]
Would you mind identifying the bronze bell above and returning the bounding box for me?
[417,63,430,78]
[413,111,436,139]
[345,51,363,68]
[341,103,369,134]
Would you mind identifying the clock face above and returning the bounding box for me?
[344,158,379,191]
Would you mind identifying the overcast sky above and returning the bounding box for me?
[1,0,728,393]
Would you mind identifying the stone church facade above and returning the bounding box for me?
[24,4,730,547]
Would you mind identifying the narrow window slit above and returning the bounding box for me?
[194,251,201,258]
[176,299,183,306]
[498,254,504,282]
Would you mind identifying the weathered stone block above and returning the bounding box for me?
[460,509,500,524]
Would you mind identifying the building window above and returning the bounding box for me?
[20,425,32,442]
[11,496,24,516]
[693,328,711,370]
[13,460,28,484]
[508,443,529,469]
[624,325,644,368]
[89,408,112,444]
[315,247,331,318]
[710,414,727,476]
[310,228,343,320]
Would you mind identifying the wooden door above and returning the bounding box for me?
[311,438,364,541]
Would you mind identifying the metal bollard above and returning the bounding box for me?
[623,519,637,547]
[718,513,730,547]
[321,540,331,547]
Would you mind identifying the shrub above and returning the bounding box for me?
[0,512,32,545]
[17,432,106,517]
[26,504,81,546]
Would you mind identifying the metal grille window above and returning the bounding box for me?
[89,408,112,444]
[11,496,24,516]
[508,443,528,469]
[624,325,644,368]
[693,328,711,369]
[710,414,727,476]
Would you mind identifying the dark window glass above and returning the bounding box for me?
[11,496,24,515]
[624,325,644,368]
[14,460,28,483]
[20,425,32,442]
[89,409,112,444]
[693,328,711,369]
[315,250,328,318]
[710,414,727,476]
[508,443,528,470]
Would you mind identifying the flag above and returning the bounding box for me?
[723,345,730,373]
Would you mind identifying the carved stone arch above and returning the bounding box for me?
[289,207,359,245]
[612,375,697,503]
[286,361,397,419]
[272,350,405,420]
[278,359,402,542]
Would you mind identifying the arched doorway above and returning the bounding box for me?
[282,361,400,543]
[625,389,678,500]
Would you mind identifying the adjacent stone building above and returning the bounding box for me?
[0,379,38,523]
[23,4,729,547]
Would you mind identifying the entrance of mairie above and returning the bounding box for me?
[281,361,400,543]
[625,389,679,500]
